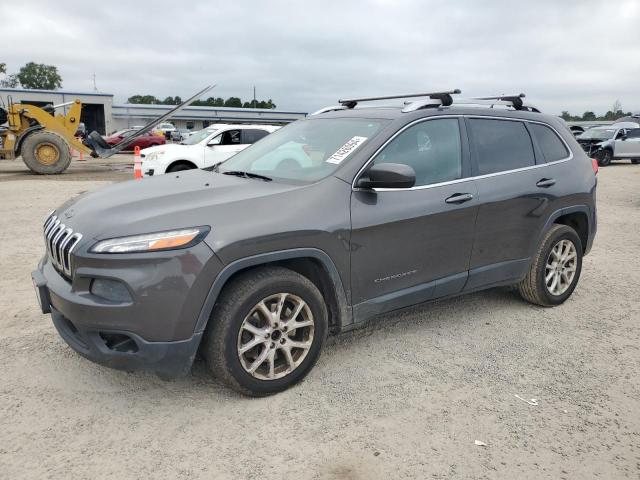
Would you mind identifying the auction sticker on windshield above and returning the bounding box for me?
[326,136,368,164]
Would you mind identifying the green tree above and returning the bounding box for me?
[223,97,243,108]
[582,111,596,121]
[0,62,19,88]
[16,62,62,90]
[560,111,573,121]
[127,95,161,104]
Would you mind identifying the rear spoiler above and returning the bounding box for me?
[85,84,216,158]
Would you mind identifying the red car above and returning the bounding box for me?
[104,129,166,151]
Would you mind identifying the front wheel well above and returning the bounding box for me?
[167,159,197,172]
[216,258,343,334]
[554,212,588,253]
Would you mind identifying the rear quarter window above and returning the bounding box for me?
[529,123,569,162]
[469,118,535,175]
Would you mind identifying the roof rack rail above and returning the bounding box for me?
[402,92,541,113]
[338,89,461,109]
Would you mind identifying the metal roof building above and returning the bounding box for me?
[0,87,307,135]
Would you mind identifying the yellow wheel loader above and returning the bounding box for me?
[0,85,215,174]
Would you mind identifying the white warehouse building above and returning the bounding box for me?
[0,87,307,135]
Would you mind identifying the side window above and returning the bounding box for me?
[469,119,535,174]
[375,118,462,186]
[242,129,269,144]
[529,123,569,162]
[220,129,241,145]
[626,128,640,139]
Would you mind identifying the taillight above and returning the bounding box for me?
[591,158,599,175]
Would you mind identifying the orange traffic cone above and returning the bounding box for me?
[134,146,142,180]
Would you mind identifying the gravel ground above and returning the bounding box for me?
[0,158,639,479]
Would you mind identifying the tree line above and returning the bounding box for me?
[0,62,63,90]
[560,100,632,122]
[126,94,276,109]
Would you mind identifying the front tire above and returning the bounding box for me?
[204,266,328,396]
[596,149,612,167]
[21,131,72,174]
[517,224,583,307]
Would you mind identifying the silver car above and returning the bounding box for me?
[577,122,640,166]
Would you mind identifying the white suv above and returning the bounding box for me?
[140,124,280,176]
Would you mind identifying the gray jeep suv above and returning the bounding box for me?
[32,91,598,396]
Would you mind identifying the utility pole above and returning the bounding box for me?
[92,73,98,92]
[253,85,256,108]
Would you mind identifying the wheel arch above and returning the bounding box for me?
[538,206,594,257]
[167,159,198,172]
[14,125,45,156]
[194,248,352,337]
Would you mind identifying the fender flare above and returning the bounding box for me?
[15,125,45,155]
[193,248,352,335]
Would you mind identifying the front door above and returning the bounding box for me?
[203,129,245,167]
[615,128,640,158]
[350,117,478,319]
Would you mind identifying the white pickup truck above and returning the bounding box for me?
[140,124,280,176]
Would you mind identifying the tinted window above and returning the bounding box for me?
[469,119,535,174]
[529,123,569,162]
[627,128,640,139]
[375,118,462,186]
[242,129,270,144]
[220,129,241,145]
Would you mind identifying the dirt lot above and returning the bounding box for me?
[0,156,639,479]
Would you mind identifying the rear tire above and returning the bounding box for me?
[203,266,328,396]
[517,224,583,307]
[21,131,72,174]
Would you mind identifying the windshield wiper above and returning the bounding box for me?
[222,170,272,181]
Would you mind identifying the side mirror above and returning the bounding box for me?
[356,163,416,189]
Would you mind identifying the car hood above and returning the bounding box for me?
[54,169,302,242]
[141,143,202,158]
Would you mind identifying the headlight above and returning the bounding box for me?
[145,151,164,162]
[91,227,209,253]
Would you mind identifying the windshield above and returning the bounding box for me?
[218,118,387,183]
[579,128,616,140]
[113,129,136,137]
[183,128,217,145]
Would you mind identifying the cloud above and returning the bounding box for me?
[1,0,639,115]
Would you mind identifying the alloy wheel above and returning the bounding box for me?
[545,239,578,296]
[237,293,315,380]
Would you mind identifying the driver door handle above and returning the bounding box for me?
[536,178,556,188]
[445,193,474,204]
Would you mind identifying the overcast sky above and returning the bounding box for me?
[1,0,639,115]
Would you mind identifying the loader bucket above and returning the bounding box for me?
[84,84,216,158]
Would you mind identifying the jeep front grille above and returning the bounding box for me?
[43,214,83,278]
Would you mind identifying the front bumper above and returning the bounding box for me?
[31,241,221,378]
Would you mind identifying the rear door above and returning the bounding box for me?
[465,117,564,290]
[350,117,478,317]
[241,128,270,145]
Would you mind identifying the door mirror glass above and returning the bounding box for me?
[356,163,416,189]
